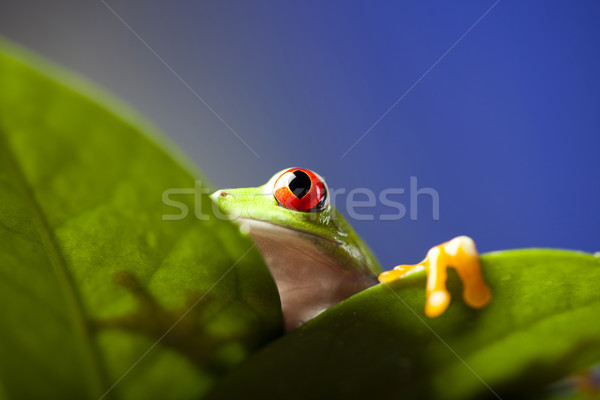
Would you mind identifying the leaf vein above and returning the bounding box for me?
[0,129,111,399]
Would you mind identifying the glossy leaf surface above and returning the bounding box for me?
[0,40,282,400]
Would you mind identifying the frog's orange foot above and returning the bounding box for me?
[378,236,492,318]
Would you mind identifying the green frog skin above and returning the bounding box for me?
[211,167,491,331]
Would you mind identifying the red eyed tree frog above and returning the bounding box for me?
[211,167,491,331]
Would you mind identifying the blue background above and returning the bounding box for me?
[1,1,599,267]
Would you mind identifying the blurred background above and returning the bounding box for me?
[1,1,598,267]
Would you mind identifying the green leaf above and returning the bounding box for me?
[3,37,599,400]
[0,39,282,400]
[206,249,600,400]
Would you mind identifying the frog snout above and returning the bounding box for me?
[210,190,221,203]
[210,190,232,202]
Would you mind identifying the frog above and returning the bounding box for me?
[211,167,491,331]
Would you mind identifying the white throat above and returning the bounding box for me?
[238,218,377,331]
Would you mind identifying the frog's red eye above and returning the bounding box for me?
[273,168,328,212]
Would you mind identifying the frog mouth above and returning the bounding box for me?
[236,217,339,244]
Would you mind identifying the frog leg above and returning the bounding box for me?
[378,236,491,317]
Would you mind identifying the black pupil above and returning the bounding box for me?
[288,170,312,199]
